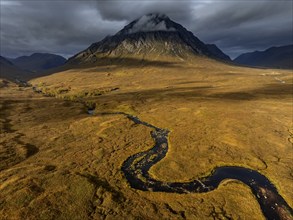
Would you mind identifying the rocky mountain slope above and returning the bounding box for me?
[206,44,231,61]
[68,13,230,64]
[234,45,293,69]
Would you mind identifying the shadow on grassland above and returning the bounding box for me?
[96,83,293,103]
[0,99,85,124]
[3,56,183,81]
[64,56,184,72]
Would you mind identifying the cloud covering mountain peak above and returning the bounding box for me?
[117,13,176,35]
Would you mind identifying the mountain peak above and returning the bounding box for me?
[117,13,176,35]
[69,14,231,63]
[144,13,169,20]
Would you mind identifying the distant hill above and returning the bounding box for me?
[0,56,31,81]
[0,54,65,81]
[68,13,231,64]
[1,56,14,66]
[11,53,66,72]
[234,45,293,69]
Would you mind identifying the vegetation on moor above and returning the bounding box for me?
[1,54,292,219]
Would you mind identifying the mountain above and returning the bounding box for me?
[0,56,14,66]
[0,55,63,81]
[68,13,230,64]
[234,45,293,69]
[11,53,67,72]
[206,44,231,61]
[0,56,31,81]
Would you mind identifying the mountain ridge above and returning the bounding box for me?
[11,53,67,72]
[234,45,293,69]
[0,55,32,81]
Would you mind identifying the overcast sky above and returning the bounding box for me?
[1,0,292,59]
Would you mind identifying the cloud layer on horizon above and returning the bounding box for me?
[0,0,292,58]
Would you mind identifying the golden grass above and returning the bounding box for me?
[0,55,292,219]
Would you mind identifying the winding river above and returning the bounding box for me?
[98,112,293,220]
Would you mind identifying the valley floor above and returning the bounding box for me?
[0,58,292,219]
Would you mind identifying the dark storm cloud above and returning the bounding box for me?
[0,0,292,59]
[191,1,293,58]
[95,0,193,22]
[0,0,125,58]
